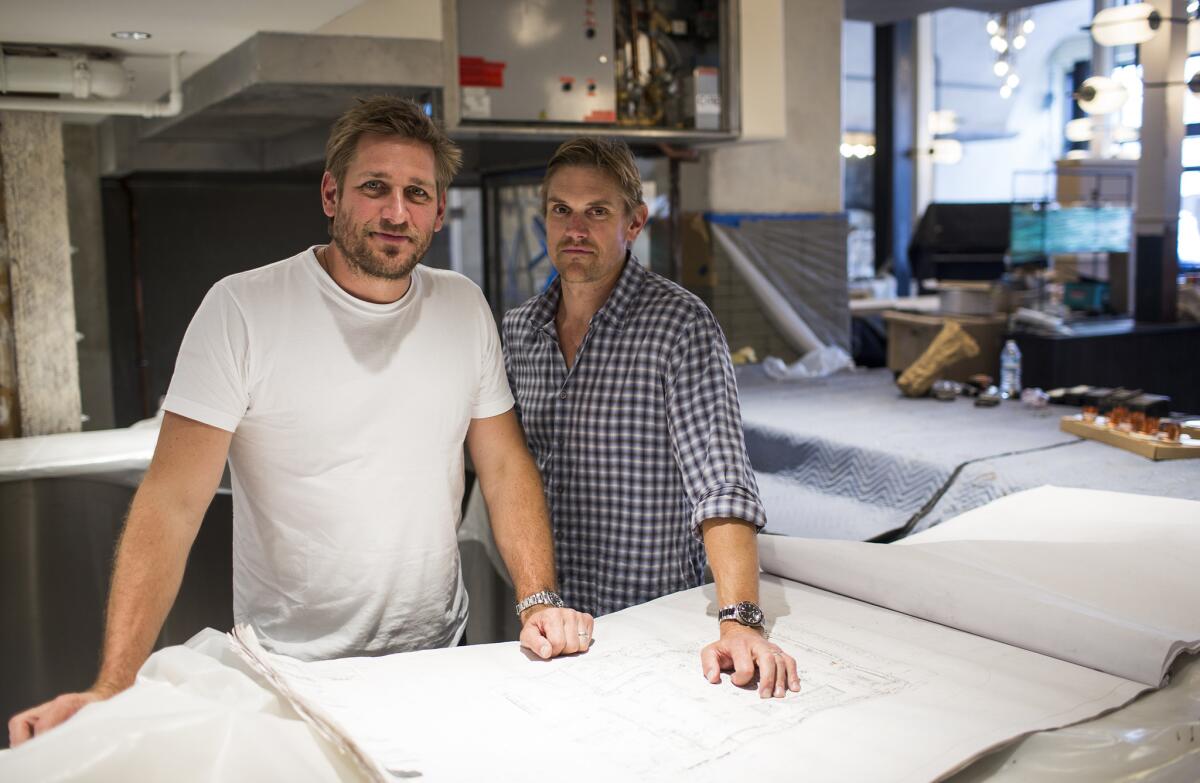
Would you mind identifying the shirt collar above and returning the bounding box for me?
[529,253,646,333]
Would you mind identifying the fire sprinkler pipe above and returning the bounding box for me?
[0,52,183,118]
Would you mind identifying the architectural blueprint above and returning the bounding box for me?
[221,487,1200,782]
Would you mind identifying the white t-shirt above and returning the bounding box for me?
[163,247,513,660]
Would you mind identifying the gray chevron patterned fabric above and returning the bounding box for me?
[735,368,1199,542]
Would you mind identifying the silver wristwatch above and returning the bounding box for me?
[718,601,765,628]
[514,590,565,618]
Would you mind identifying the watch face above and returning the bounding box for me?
[735,602,764,626]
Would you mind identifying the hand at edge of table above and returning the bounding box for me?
[8,683,122,748]
[520,606,595,659]
[701,624,800,698]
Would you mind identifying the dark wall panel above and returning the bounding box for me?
[102,173,451,427]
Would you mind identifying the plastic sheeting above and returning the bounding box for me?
[707,214,851,353]
[761,345,855,381]
[0,630,360,782]
[0,416,160,481]
[948,652,1200,782]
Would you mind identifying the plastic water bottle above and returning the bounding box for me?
[999,340,1022,400]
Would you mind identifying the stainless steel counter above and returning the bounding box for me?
[1,473,233,741]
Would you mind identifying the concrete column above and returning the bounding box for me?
[1134,0,1187,322]
[63,124,116,431]
[1089,0,1115,158]
[0,111,82,436]
[685,0,843,214]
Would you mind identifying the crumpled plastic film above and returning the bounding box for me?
[0,630,361,782]
[947,653,1200,782]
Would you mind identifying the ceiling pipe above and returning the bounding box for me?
[0,52,130,98]
[0,52,182,118]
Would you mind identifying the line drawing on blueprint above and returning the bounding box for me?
[497,629,920,776]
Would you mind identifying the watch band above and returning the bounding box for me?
[514,589,565,618]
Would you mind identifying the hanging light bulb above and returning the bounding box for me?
[1007,73,1020,89]
[1023,18,1036,35]
[1090,3,1162,47]
[987,18,999,35]
[931,138,964,165]
[994,59,1010,77]
[929,109,960,135]
[1065,117,1094,142]
[1013,34,1027,49]
[1000,84,1013,99]
[1075,76,1130,114]
[991,36,1009,53]
[1112,125,1139,143]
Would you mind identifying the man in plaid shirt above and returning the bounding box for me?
[502,137,799,699]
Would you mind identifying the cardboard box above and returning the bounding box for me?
[1054,158,1137,205]
[883,310,1007,382]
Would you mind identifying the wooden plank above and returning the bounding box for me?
[1060,416,1200,461]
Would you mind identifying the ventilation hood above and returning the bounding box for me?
[100,31,446,176]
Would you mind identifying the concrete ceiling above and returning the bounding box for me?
[846,0,1062,24]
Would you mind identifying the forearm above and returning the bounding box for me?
[701,518,760,608]
[93,484,201,693]
[480,454,557,601]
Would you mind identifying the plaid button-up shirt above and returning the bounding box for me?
[501,257,766,617]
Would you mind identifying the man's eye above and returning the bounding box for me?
[408,187,430,201]
[552,205,569,215]
[589,208,609,218]
[361,181,384,193]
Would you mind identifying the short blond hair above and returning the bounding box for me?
[325,96,462,195]
[542,136,644,215]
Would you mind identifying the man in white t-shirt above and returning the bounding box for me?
[10,97,593,747]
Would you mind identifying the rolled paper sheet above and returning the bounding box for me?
[896,320,981,397]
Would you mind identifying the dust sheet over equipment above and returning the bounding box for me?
[225,486,1200,783]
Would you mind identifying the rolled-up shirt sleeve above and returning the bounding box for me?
[664,309,767,538]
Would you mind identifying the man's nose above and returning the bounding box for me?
[380,191,409,225]
[565,212,588,238]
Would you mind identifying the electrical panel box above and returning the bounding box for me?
[455,0,730,132]
[457,0,618,124]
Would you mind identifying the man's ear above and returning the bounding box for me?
[433,190,447,233]
[320,171,338,219]
[625,202,650,243]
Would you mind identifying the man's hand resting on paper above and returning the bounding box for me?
[520,606,595,659]
[701,623,800,698]
[8,682,123,747]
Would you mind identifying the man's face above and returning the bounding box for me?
[544,165,648,287]
[320,133,445,280]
